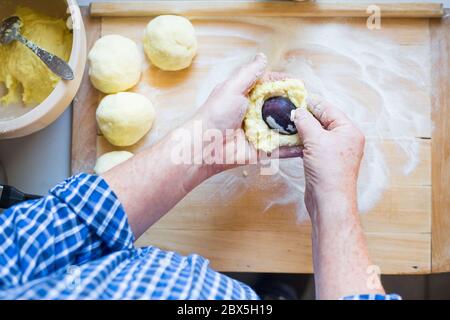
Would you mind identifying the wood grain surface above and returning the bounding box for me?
[71,7,101,175]
[71,3,449,274]
[90,1,444,18]
[431,9,450,273]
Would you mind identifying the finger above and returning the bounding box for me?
[236,95,250,123]
[277,146,303,159]
[292,108,323,141]
[307,95,350,130]
[225,53,267,94]
[256,146,303,162]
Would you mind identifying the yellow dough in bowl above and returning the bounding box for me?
[0,7,72,106]
[244,78,308,153]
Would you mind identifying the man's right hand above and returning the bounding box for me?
[292,98,387,300]
[292,97,365,222]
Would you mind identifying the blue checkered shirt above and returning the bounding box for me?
[0,174,401,300]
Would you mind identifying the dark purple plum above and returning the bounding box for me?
[261,96,298,135]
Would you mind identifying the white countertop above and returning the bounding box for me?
[0,0,448,195]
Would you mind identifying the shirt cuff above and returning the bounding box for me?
[341,293,402,300]
[50,173,135,252]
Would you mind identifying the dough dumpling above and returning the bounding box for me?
[143,15,197,71]
[244,79,308,152]
[88,35,142,94]
[96,92,155,147]
[94,151,134,175]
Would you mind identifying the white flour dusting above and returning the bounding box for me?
[193,18,430,221]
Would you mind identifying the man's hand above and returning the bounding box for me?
[196,53,267,133]
[292,98,385,299]
[292,97,365,221]
[104,54,303,238]
[194,54,302,173]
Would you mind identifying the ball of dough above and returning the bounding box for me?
[94,151,134,175]
[143,15,198,71]
[244,78,308,152]
[96,92,155,147]
[88,35,142,94]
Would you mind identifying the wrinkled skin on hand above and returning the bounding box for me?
[194,54,302,172]
[292,97,365,221]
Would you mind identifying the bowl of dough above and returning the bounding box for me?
[0,0,86,139]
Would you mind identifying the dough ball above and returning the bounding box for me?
[143,15,197,71]
[88,35,142,94]
[244,78,308,152]
[96,92,155,147]
[94,151,134,175]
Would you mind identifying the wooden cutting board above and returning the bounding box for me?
[72,2,450,274]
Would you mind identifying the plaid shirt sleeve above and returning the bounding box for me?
[0,173,134,288]
[342,294,402,300]
[0,173,401,300]
[0,173,260,299]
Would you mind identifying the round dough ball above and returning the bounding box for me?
[143,15,197,71]
[94,151,134,175]
[244,78,308,152]
[88,35,142,94]
[96,92,155,147]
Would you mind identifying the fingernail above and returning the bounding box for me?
[253,54,267,79]
[255,53,267,64]
[291,108,306,122]
[290,109,297,122]
[307,95,326,114]
[255,52,266,60]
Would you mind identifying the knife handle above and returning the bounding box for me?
[0,184,42,209]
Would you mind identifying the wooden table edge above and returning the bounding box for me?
[431,9,450,273]
[71,7,101,176]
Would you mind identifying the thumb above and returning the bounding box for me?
[292,108,323,142]
[225,53,267,94]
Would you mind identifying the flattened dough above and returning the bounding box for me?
[244,79,308,152]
